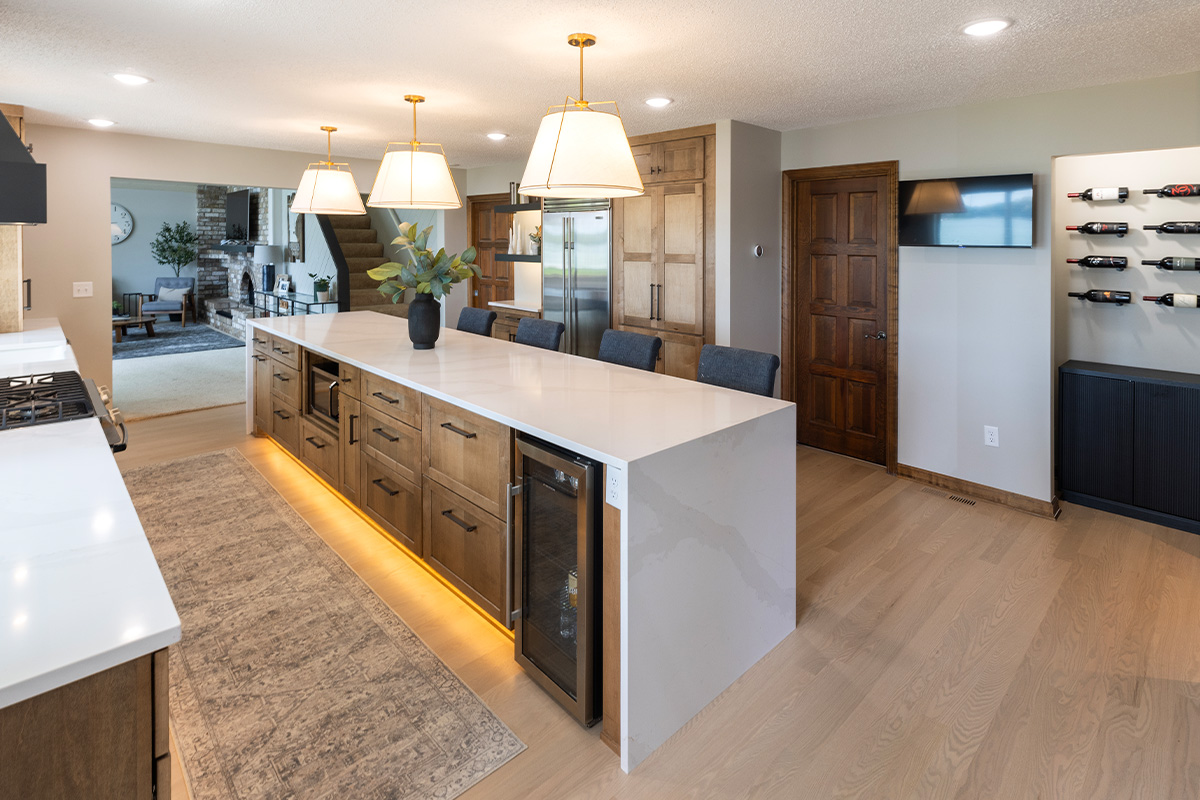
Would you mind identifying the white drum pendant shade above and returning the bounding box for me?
[519,107,643,199]
[290,167,365,215]
[367,148,461,209]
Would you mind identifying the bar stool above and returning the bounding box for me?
[456,307,497,337]
[597,328,662,371]
[514,318,565,351]
[696,344,780,397]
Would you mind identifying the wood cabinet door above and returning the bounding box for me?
[658,329,703,380]
[794,174,890,464]
[658,183,705,335]
[252,353,270,433]
[423,481,506,624]
[630,143,656,185]
[657,137,705,183]
[613,192,657,328]
[340,396,361,504]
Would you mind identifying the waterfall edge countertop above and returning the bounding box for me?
[0,324,180,709]
[248,310,791,468]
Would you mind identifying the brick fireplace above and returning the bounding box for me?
[196,184,272,341]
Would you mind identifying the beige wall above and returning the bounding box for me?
[21,124,380,389]
[781,71,1200,502]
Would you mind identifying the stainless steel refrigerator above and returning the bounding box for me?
[542,199,611,359]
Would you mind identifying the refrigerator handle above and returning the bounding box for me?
[562,216,569,352]
[567,217,576,353]
[506,481,522,626]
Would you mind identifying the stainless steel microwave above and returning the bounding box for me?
[309,361,340,424]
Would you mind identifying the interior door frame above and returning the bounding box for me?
[466,192,511,309]
[781,160,899,473]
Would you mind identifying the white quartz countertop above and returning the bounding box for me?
[0,317,69,352]
[250,311,791,467]
[0,417,180,709]
[487,300,542,314]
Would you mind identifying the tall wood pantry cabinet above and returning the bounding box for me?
[613,126,715,379]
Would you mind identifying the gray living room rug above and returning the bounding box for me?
[123,448,525,800]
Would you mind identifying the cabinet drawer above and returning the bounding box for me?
[361,407,421,485]
[424,480,506,624]
[362,372,421,429]
[492,321,518,342]
[423,396,511,518]
[269,362,301,407]
[269,335,300,369]
[339,363,361,399]
[300,417,339,484]
[250,331,271,357]
[361,454,422,554]
[269,395,300,453]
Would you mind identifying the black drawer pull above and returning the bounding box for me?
[348,414,358,445]
[341,374,353,383]
[273,409,291,420]
[441,509,477,532]
[372,391,400,405]
[372,478,400,496]
[252,337,267,344]
[252,354,266,362]
[272,346,283,353]
[440,422,477,439]
[273,373,290,382]
[372,426,400,443]
[305,436,326,449]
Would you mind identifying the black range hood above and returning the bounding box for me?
[0,118,46,225]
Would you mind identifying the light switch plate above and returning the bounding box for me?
[73,281,93,298]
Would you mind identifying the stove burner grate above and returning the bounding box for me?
[0,371,97,431]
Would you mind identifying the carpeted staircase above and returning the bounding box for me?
[327,214,408,317]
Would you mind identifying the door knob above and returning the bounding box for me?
[864,331,887,340]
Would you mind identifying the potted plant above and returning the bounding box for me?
[528,225,542,256]
[149,221,199,278]
[309,270,332,303]
[367,222,479,350]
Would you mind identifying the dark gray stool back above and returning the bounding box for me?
[456,306,497,336]
[696,344,781,397]
[597,328,662,371]
[514,317,565,351]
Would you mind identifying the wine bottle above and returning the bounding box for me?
[1144,293,1199,308]
[1143,221,1200,234]
[1067,187,1127,203]
[1069,290,1131,305]
[1142,184,1200,198]
[1140,256,1198,271]
[1067,256,1127,270]
[1066,222,1128,237]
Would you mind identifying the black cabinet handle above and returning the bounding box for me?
[348,414,358,445]
[305,436,326,449]
[440,422,477,439]
[252,336,267,344]
[372,391,399,405]
[649,283,655,319]
[372,426,399,443]
[273,409,291,420]
[252,354,266,362]
[656,284,663,321]
[273,373,289,382]
[272,346,283,353]
[372,477,400,496]
[23,278,31,311]
[442,509,477,532]
[341,374,353,383]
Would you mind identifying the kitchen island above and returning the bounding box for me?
[245,310,796,772]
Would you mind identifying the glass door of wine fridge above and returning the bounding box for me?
[513,435,601,727]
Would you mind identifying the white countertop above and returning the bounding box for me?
[0,322,180,709]
[488,300,542,314]
[250,311,790,467]
[0,317,69,352]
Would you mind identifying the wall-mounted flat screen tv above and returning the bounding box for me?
[898,173,1033,248]
[225,188,253,241]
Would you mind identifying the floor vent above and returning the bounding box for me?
[919,487,977,506]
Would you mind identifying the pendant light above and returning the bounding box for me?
[290,126,366,215]
[519,33,643,199]
[367,95,461,210]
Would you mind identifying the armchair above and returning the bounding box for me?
[139,277,197,327]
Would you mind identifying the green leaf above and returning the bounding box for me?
[367,263,405,281]
[460,246,477,264]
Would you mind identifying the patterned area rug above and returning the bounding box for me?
[123,449,525,800]
[113,319,244,360]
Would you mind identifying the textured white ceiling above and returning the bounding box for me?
[2,0,1199,169]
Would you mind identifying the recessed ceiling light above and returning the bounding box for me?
[111,72,152,86]
[87,118,116,127]
[645,97,672,108]
[962,19,1011,36]
[487,132,507,141]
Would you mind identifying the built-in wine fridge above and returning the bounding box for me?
[512,434,601,727]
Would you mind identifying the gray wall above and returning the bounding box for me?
[780,71,1200,503]
[109,181,197,305]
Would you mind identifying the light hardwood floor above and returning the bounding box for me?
[117,404,1200,799]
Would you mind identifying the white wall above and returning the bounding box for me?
[20,124,380,388]
[464,160,525,197]
[781,71,1200,503]
[109,182,197,305]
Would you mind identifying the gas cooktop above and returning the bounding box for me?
[0,371,97,431]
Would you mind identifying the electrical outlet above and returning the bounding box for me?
[72,281,93,298]
[984,425,999,447]
[605,466,624,506]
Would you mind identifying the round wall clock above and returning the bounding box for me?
[111,203,134,245]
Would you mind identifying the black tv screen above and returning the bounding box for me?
[225,189,252,241]
[899,173,1033,248]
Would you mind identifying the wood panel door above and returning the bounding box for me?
[659,183,705,335]
[468,194,512,308]
[787,166,896,466]
[614,192,656,328]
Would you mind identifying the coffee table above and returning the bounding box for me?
[112,316,157,343]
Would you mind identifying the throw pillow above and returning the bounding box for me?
[157,286,188,305]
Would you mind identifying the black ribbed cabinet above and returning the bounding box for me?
[1059,361,1200,534]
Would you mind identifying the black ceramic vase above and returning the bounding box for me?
[407,293,441,350]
